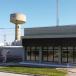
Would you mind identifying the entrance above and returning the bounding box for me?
[25,46,76,64]
[42,46,60,63]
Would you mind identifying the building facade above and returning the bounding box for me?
[22,25,76,64]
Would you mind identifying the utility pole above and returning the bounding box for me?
[56,0,59,26]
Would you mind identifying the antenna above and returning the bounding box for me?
[56,0,59,26]
[4,34,6,45]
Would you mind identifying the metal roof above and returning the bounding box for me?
[22,25,76,38]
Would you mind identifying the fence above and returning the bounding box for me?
[0,28,24,43]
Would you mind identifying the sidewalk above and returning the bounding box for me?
[67,68,76,76]
[0,72,31,76]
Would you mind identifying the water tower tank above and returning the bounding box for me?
[10,13,26,41]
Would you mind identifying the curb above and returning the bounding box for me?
[0,71,44,76]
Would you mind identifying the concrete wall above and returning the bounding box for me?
[1,46,24,57]
[0,46,25,62]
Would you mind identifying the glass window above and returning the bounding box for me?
[74,47,76,49]
[42,51,48,61]
[73,49,76,63]
[54,47,59,50]
[27,51,31,60]
[54,49,59,63]
[26,47,39,61]
[27,47,30,51]
[31,47,35,51]
[68,47,73,50]
[36,47,41,51]
[68,47,73,63]
[43,47,47,51]
[47,51,53,62]
[48,47,53,50]
[62,47,67,50]
[26,47,31,60]
[34,51,39,61]
[62,47,68,63]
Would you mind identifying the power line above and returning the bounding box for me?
[4,34,6,45]
[0,28,24,29]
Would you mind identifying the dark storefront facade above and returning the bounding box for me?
[22,25,76,64]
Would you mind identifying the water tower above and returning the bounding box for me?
[10,13,26,41]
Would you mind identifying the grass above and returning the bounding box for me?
[0,67,67,76]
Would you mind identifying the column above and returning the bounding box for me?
[22,47,26,62]
[58,46,62,64]
[23,47,27,61]
[39,47,42,63]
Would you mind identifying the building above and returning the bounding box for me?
[22,25,76,64]
[0,46,24,62]
[0,40,24,63]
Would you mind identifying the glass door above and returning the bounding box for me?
[62,47,68,63]
[68,47,73,63]
[42,47,48,62]
[26,47,39,61]
[47,47,53,62]
[53,47,59,63]
[73,47,76,63]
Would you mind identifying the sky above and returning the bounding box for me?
[0,0,76,43]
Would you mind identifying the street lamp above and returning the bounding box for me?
[56,0,59,26]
